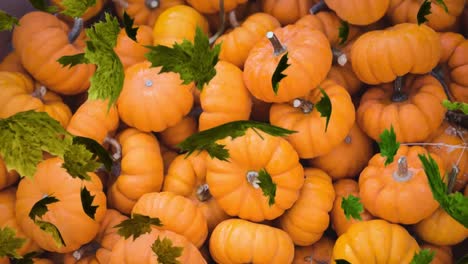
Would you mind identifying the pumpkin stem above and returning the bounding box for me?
[332,47,348,66]
[196,183,213,202]
[246,171,260,189]
[391,76,408,102]
[112,0,129,8]
[266,31,287,56]
[68,17,84,43]
[228,10,240,28]
[31,85,47,101]
[144,79,153,87]
[447,165,460,194]
[145,0,160,9]
[209,0,226,45]
[310,0,326,14]
[431,65,454,101]
[344,135,352,144]
[72,240,101,261]
[104,136,122,161]
[393,156,413,182]
[293,98,314,114]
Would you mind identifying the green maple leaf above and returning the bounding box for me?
[115,214,163,240]
[410,249,435,264]
[62,143,101,181]
[271,52,290,94]
[341,195,364,221]
[57,53,88,68]
[315,88,332,132]
[61,0,97,18]
[151,236,184,264]
[28,195,59,220]
[378,125,400,166]
[0,10,19,32]
[123,11,138,42]
[81,186,99,220]
[442,100,468,115]
[257,169,277,206]
[28,0,58,13]
[0,227,26,258]
[34,220,66,248]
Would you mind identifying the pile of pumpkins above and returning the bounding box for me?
[0,0,467,263]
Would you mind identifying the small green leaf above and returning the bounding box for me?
[145,26,221,90]
[73,136,113,172]
[378,125,400,166]
[338,21,349,45]
[61,0,97,18]
[341,195,364,221]
[0,10,19,32]
[62,143,101,180]
[13,251,40,264]
[271,52,290,95]
[81,186,99,220]
[177,120,296,161]
[28,196,59,221]
[57,53,88,68]
[257,169,277,206]
[433,0,448,13]
[123,11,138,42]
[151,236,184,264]
[0,227,26,259]
[335,260,351,264]
[34,220,66,248]
[410,249,435,264]
[442,100,468,115]
[115,214,163,240]
[28,0,58,13]
[417,0,432,25]
[315,88,332,132]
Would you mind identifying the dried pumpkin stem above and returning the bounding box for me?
[68,18,84,43]
[293,98,314,114]
[447,165,460,194]
[344,135,352,144]
[209,0,226,45]
[332,47,348,66]
[104,136,122,161]
[145,0,160,9]
[393,156,413,182]
[31,85,47,100]
[246,171,261,189]
[431,65,454,101]
[72,241,101,260]
[391,76,408,102]
[196,183,213,202]
[266,31,287,56]
[310,0,326,14]
[228,10,240,27]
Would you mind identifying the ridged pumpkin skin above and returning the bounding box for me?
[359,146,444,224]
[243,25,332,103]
[107,128,164,215]
[162,152,230,232]
[308,124,374,180]
[214,13,281,69]
[330,179,375,236]
[66,99,120,145]
[159,116,198,150]
[12,12,95,95]
[357,74,447,143]
[187,0,248,14]
[206,129,305,222]
[350,23,441,85]
[95,209,129,264]
[262,0,316,25]
[114,25,153,70]
[279,168,335,246]
[387,0,465,31]
[152,5,210,47]
[199,61,252,131]
[114,0,185,28]
[270,79,355,159]
[132,192,208,248]
[420,244,453,264]
[0,71,72,128]
[293,236,335,264]
[210,219,295,264]
[0,52,27,74]
[117,61,194,132]
[326,64,362,96]
[414,206,468,246]
[332,220,420,263]
[51,0,107,21]
[324,0,390,25]
[109,227,206,264]
[15,158,107,253]
[0,157,19,191]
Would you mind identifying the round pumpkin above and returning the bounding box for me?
[114,25,154,70]
[293,236,335,264]
[210,218,295,264]
[359,146,444,224]
[279,168,335,246]
[51,0,107,21]
[15,157,107,253]
[243,24,332,103]
[0,157,19,191]
[187,0,248,14]
[159,116,198,150]
[262,0,317,25]
[117,61,194,132]
[332,219,420,263]
[270,79,355,159]
[95,209,129,264]
[323,0,390,25]
[0,51,27,74]
[12,12,95,95]
[114,0,185,28]
[206,129,305,222]
[357,74,447,143]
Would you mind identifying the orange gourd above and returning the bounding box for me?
[0,157,19,191]
[107,128,164,215]
[243,24,332,103]
[420,244,453,264]
[159,116,198,150]
[15,158,107,253]
[0,51,27,74]
[210,219,295,264]
[323,0,391,25]
[262,0,317,25]
[132,191,208,247]
[214,12,281,69]
[269,79,355,159]
[206,129,304,222]
[95,209,129,264]
[357,74,447,143]
[293,236,335,264]
[114,25,154,69]
[51,0,107,21]
[187,0,248,14]
[279,168,335,246]
[350,23,441,85]
[114,0,185,28]
[332,220,420,263]
[359,146,444,224]
[117,61,194,132]
[12,12,95,95]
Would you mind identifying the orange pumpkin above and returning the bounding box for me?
[214,12,281,69]
[210,219,295,264]
[15,157,107,253]
[359,146,444,224]
[12,12,95,95]
[350,23,441,85]
[51,0,107,21]
[420,244,453,264]
[0,51,27,74]
[293,236,335,264]
[132,191,208,247]
[159,116,198,150]
[270,79,355,159]
[326,64,363,96]
[117,61,194,132]
[0,157,19,191]
[332,220,420,263]
[308,124,374,180]
[107,128,164,215]
[206,129,304,222]
[114,25,154,70]
[187,0,248,14]
[95,209,129,264]
[279,168,335,246]
[114,0,185,28]
[244,24,332,103]
[162,151,230,231]
[330,179,375,236]
[262,0,317,25]
[323,0,390,25]
[357,74,447,143]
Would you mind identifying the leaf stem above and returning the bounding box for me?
[68,17,84,43]
[332,47,348,66]
[145,0,160,9]
[209,0,226,45]
[391,76,408,102]
[246,171,260,189]
[393,156,413,181]
[196,183,212,202]
[293,98,314,114]
[310,0,326,14]
[266,31,287,56]
[228,10,240,27]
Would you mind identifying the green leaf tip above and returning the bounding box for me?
[378,125,400,166]
[151,236,184,264]
[341,194,364,221]
[410,249,435,264]
[316,88,332,132]
[338,20,349,45]
[61,0,97,18]
[0,10,19,32]
[115,214,163,240]
[271,52,290,95]
[257,169,276,206]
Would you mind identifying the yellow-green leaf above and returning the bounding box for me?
[62,143,101,180]
[115,214,163,240]
[61,0,97,18]
[34,220,66,248]
[151,236,183,264]
[410,249,435,264]
[0,227,26,259]
[0,10,19,32]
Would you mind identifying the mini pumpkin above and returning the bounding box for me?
[0,51,27,74]
[293,236,335,264]
[95,209,129,264]
[262,0,317,25]
[114,25,154,70]
[114,0,185,28]
[322,0,390,25]
[0,157,19,191]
